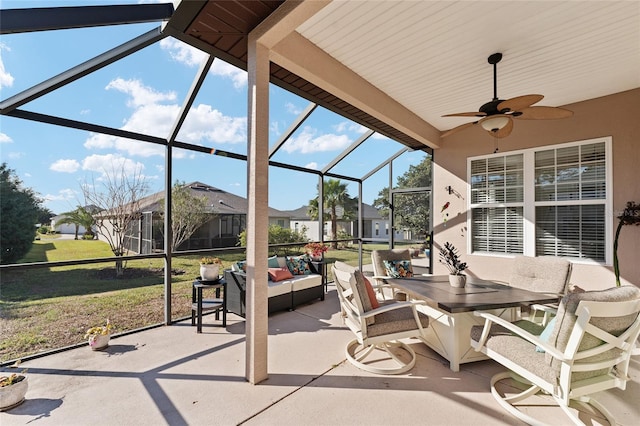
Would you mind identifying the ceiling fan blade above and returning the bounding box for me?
[492,117,513,138]
[442,112,486,118]
[498,94,544,113]
[441,121,476,138]
[515,106,573,120]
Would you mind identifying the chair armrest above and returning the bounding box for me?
[473,311,566,361]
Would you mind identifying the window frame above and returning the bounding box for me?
[467,136,613,265]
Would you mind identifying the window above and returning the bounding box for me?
[375,222,379,236]
[468,138,611,263]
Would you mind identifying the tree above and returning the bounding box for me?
[0,163,42,264]
[57,206,97,240]
[373,156,432,238]
[308,179,357,249]
[36,206,54,226]
[81,163,149,277]
[158,181,211,252]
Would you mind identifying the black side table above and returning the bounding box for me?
[191,278,226,333]
[310,260,328,292]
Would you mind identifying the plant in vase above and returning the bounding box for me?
[84,319,114,351]
[438,242,468,288]
[303,242,329,261]
[199,256,223,281]
[0,369,28,411]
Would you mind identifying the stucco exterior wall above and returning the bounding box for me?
[433,88,640,290]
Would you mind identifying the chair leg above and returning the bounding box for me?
[491,372,616,426]
[345,339,416,375]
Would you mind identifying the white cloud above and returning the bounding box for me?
[181,104,246,144]
[82,154,145,180]
[50,159,80,173]
[106,78,176,108]
[285,102,302,115]
[283,126,351,154]
[7,152,23,159]
[211,60,247,89]
[0,132,13,143]
[85,78,246,157]
[304,162,318,170]
[43,188,77,203]
[0,43,14,88]
[160,38,247,88]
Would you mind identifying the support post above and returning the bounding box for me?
[246,36,270,384]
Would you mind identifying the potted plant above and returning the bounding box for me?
[614,201,640,286]
[84,319,113,351]
[303,242,329,261]
[438,242,468,288]
[199,256,223,281]
[0,370,28,411]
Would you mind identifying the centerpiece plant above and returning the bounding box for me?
[199,257,223,281]
[84,319,114,351]
[439,242,468,288]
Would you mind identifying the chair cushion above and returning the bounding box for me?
[546,285,640,375]
[333,260,357,273]
[470,321,555,383]
[509,256,571,294]
[383,259,414,278]
[285,256,311,275]
[367,305,429,338]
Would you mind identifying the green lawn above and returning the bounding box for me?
[0,236,384,363]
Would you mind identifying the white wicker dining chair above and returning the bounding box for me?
[470,285,640,426]
[332,262,429,374]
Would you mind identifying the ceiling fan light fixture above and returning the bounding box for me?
[481,115,510,132]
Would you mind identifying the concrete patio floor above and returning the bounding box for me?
[1,284,639,426]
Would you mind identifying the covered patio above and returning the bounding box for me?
[2,287,639,425]
[1,1,640,424]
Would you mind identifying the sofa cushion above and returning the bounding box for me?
[268,255,280,268]
[290,274,323,291]
[268,279,292,297]
[285,256,311,275]
[268,267,293,282]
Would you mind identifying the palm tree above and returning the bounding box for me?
[308,179,356,249]
[57,206,96,240]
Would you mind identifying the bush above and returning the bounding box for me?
[38,225,51,234]
[238,224,307,255]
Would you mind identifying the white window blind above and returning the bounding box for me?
[470,154,524,255]
[468,138,610,262]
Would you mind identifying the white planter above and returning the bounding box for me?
[449,274,467,288]
[0,376,28,411]
[200,264,220,281]
[89,333,110,351]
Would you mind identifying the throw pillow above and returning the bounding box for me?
[285,256,311,275]
[268,267,293,282]
[383,259,414,278]
[535,317,557,353]
[363,275,380,309]
[236,260,247,272]
[268,255,280,268]
[353,270,376,325]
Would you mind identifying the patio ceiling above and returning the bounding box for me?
[169,0,640,150]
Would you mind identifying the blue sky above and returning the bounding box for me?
[0,0,427,215]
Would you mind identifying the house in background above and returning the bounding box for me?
[282,202,407,243]
[113,182,290,254]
